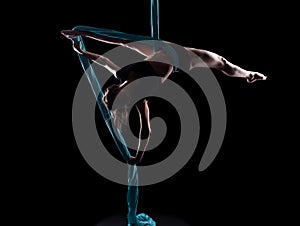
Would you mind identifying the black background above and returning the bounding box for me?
[17,1,296,225]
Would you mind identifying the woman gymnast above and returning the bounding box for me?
[61,26,266,225]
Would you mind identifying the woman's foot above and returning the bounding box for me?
[61,29,81,39]
[246,72,267,83]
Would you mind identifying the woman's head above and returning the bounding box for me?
[102,82,131,110]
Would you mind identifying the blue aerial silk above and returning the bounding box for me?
[71,1,163,225]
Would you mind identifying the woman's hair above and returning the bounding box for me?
[102,84,123,110]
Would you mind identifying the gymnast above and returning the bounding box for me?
[62,25,266,160]
[62,22,266,226]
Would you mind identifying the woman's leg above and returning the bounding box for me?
[61,26,156,57]
[61,27,177,74]
[186,47,267,83]
[61,38,121,77]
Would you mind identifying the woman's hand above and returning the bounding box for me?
[128,156,138,165]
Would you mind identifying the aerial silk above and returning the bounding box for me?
[71,1,161,225]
